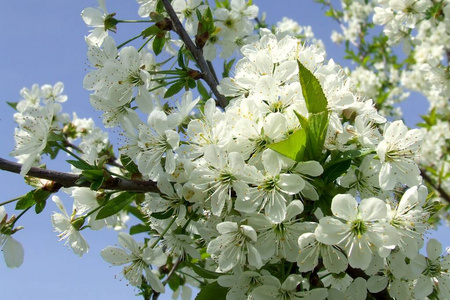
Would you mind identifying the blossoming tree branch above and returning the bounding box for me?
[1,0,449,299]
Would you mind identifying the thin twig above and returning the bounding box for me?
[152,259,183,300]
[161,0,228,109]
[421,168,450,204]
[0,157,158,193]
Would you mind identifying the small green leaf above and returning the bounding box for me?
[197,81,210,100]
[96,192,135,220]
[267,129,307,162]
[297,60,328,114]
[168,272,181,291]
[325,149,373,169]
[164,81,185,98]
[90,177,105,191]
[189,263,222,279]
[153,36,166,56]
[47,132,63,142]
[82,169,104,180]
[67,159,93,171]
[120,155,140,174]
[35,200,46,214]
[142,25,162,38]
[125,205,147,223]
[323,159,352,183]
[307,111,329,160]
[15,190,36,210]
[7,101,18,111]
[151,208,175,220]
[177,49,186,69]
[129,224,151,235]
[195,281,228,300]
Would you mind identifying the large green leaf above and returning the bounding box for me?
[267,129,307,162]
[96,192,135,220]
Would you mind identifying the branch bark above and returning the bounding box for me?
[161,0,228,109]
[0,157,159,193]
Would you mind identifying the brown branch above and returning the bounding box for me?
[421,168,450,204]
[0,157,158,193]
[161,0,228,109]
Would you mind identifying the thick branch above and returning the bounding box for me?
[0,157,158,193]
[161,0,228,109]
[421,168,450,204]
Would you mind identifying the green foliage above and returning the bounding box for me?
[96,192,136,220]
[195,281,228,300]
[267,129,307,162]
[15,188,51,214]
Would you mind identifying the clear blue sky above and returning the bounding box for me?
[0,1,443,299]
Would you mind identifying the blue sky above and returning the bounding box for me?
[0,1,444,299]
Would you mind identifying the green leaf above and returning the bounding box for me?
[187,78,196,89]
[90,177,105,191]
[35,200,46,214]
[323,159,352,183]
[177,48,186,69]
[164,81,185,98]
[96,192,135,220]
[197,81,210,100]
[295,61,330,161]
[141,25,161,38]
[189,263,222,279]
[267,129,307,162]
[307,111,329,159]
[15,190,36,210]
[129,224,151,235]
[222,58,235,78]
[168,272,181,291]
[47,132,63,142]
[151,208,175,220]
[325,149,373,169]
[82,169,104,180]
[15,189,51,211]
[153,36,165,56]
[7,101,18,111]
[67,159,93,171]
[120,155,140,174]
[125,205,148,223]
[297,60,328,114]
[195,282,228,300]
